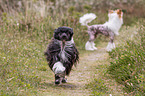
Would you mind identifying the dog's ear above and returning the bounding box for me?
[68,28,73,41]
[54,28,60,40]
[116,9,123,18]
[54,29,58,33]
[69,28,74,37]
[117,9,122,14]
[108,10,114,14]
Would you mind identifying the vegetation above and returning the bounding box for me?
[108,21,145,95]
[0,0,145,95]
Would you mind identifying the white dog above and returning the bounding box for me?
[79,9,123,51]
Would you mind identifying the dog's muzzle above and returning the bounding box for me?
[60,33,68,41]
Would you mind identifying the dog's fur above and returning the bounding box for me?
[44,26,79,84]
[79,9,123,51]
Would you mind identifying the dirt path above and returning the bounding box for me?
[39,47,124,96]
[67,49,108,95]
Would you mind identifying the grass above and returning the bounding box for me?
[107,20,145,95]
[0,26,45,95]
[85,58,111,96]
[86,78,109,95]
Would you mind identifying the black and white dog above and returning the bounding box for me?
[44,26,79,84]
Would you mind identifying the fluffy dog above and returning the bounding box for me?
[44,26,79,84]
[79,9,123,51]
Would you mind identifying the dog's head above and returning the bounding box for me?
[116,9,123,19]
[108,9,123,20]
[54,26,73,42]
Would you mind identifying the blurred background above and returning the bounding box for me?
[1,0,145,48]
[0,0,145,24]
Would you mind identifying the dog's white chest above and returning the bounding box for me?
[59,42,68,61]
[59,38,74,61]
[61,50,67,61]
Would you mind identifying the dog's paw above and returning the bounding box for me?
[62,78,67,83]
[55,79,60,84]
[93,47,97,50]
[115,32,119,36]
[106,48,112,52]
[55,75,60,85]
[92,42,97,50]
[86,48,95,51]
[106,42,114,52]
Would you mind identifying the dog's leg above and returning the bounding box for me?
[85,41,94,50]
[61,71,67,83]
[91,34,97,50]
[55,74,60,84]
[106,42,113,52]
[62,75,67,83]
[112,42,115,48]
[114,31,119,36]
[85,34,97,50]
[52,62,66,84]
[106,32,115,51]
[62,78,67,83]
[91,41,97,50]
[55,67,67,84]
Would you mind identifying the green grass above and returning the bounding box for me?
[0,17,52,95]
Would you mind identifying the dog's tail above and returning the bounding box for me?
[79,13,97,26]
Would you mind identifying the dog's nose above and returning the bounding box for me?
[62,35,67,39]
[61,33,67,40]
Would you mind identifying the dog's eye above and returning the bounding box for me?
[59,33,62,36]
[66,32,70,35]
[66,33,69,36]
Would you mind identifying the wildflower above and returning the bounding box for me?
[17,23,19,26]
[2,57,6,59]
[131,83,133,86]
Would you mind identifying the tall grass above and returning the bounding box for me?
[108,20,145,95]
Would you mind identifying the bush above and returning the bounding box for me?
[108,23,145,95]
